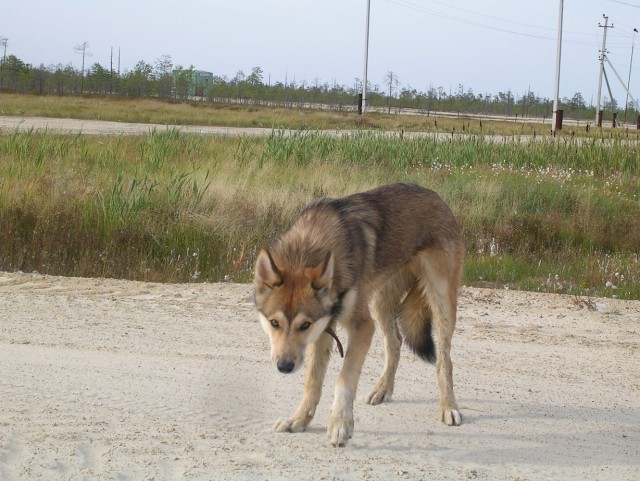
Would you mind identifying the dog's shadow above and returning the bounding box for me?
[346,396,640,468]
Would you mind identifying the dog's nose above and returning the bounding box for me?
[277,359,295,373]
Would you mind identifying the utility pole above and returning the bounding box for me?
[110,47,113,96]
[361,0,371,115]
[595,15,613,126]
[624,28,638,122]
[552,0,564,134]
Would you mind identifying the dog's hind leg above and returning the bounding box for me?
[274,330,334,433]
[365,272,412,405]
[417,248,463,426]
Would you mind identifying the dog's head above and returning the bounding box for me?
[254,249,335,374]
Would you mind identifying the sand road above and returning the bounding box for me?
[1,271,639,480]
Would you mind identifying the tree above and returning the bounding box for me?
[127,60,153,97]
[233,70,245,100]
[52,64,68,95]
[173,65,194,99]
[247,66,264,102]
[0,36,8,64]
[32,64,48,94]
[569,92,585,109]
[87,62,110,94]
[603,96,618,112]
[517,90,537,117]
[565,92,587,119]
[383,71,400,113]
[154,55,173,99]
[73,41,90,93]
[0,48,602,120]
[0,55,29,91]
[399,86,418,110]
[247,66,263,86]
[496,90,514,115]
[208,75,233,101]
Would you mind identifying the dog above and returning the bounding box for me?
[254,183,464,447]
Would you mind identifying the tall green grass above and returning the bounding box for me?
[0,129,638,298]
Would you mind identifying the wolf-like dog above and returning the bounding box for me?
[254,183,464,447]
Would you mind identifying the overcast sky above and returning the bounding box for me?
[3,1,640,103]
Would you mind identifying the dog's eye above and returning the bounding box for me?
[299,321,311,331]
[270,319,280,329]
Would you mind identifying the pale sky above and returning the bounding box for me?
[3,1,640,103]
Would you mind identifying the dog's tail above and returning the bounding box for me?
[397,282,436,363]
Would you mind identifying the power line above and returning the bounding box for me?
[608,24,639,39]
[386,0,630,48]
[385,0,556,40]
[607,0,640,8]
[424,0,561,32]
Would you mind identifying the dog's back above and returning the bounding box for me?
[270,183,462,290]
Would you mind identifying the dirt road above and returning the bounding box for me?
[0,115,529,143]
[0,115,277,137]
[1,271,638,480]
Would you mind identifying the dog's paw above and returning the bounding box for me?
[327,415,354,447]
[273,417,307,433]
[364,383,393,405]
[440,407,462,426]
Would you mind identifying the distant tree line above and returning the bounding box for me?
[1,52,637,123]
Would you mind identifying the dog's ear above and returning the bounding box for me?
[254,249,283,289]
[306,251,334,291]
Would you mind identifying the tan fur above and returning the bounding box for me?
[254,183,464,446]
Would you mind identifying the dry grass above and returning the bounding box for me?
[572,295,597,311]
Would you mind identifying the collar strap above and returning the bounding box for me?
[324,326,344,358]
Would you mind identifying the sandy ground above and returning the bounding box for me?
[0,271,638,480]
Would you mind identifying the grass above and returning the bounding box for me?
[0,126,639,299]
[4,92,640,140]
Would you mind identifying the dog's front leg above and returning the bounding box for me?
[274,331,333,433]
[327,316,374,447]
